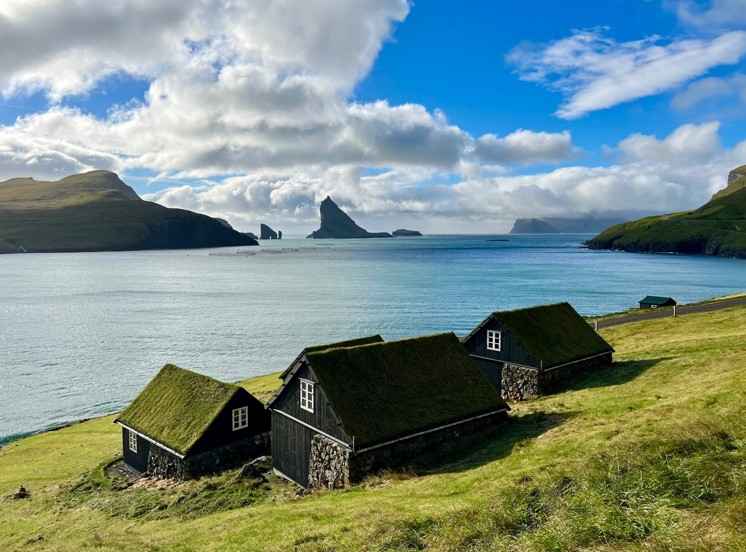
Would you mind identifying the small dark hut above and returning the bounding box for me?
[268,333,509,489]
[115,364,270,479]
[462,302,614,401]
[639,296,677,309]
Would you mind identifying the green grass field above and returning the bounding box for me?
[2,306,746,551]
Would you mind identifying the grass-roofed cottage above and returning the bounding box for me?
[463,303,614,401]
[115,365,270,479]
[268,333,509,489]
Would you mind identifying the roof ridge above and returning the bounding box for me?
[305,332,456,357]
[491,301,569,316]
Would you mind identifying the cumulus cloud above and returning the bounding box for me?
[473,130,576,165]
[143,122,746,233]
[507,28,746,119]
[0,0,576,182]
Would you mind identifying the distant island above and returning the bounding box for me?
[392,229,422,237]
[587,166,746,259]
[511,216,630,234]
[0,171,258,253]
[307,196,392,239]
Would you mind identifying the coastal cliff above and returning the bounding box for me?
[307,196,391,239]
[587,166,746,258]
[0,171,258,253]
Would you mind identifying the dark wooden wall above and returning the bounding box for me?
[271,363,350,443]
[272,411,315,487]
[192,389,270,454]
[121,427,151,472]
[271,362,353,487]
[470,356,503,394]
[465,319,538,368]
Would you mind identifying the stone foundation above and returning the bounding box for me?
[308,436,350,489]
[501,353,613,401]
[501,363,540,401]
[147,446,184,479]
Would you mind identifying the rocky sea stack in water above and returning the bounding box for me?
[307,196,391,239]
[0,171,258,253]
[587,166,746,259]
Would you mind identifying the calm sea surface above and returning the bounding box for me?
[2,234,745,441]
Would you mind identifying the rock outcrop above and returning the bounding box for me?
[307,196,391,239]
[260,224,279,240]
[0,171,258,253]
[392,229,422,237]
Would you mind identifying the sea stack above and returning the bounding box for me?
[260,224,279,240]
[307,196,391,239]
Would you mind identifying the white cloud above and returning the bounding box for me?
[674,0,746,30]
[507,28,746,119]
[473,130,576,165]
[671,73,746,110]
[143,122,746,233]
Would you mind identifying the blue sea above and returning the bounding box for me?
[1,234,745,441]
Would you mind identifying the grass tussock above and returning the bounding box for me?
[60,460,277,521]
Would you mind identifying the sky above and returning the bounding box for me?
[2,1,746,234]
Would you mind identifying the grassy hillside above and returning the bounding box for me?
[0,171,257,253]
[2,307,746,551]
[587,167,746,258]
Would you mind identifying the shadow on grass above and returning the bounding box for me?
[413,411,578,476]
[556,358,669,394]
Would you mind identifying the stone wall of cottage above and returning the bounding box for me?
[147,446,184,479]
[308,435,351,489]
[501,353,613,401]
[501,364,540,401]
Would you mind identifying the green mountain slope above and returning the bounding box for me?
[2,304,746,550]
[0,171,257,253]
[587,166,746,258]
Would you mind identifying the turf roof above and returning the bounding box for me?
[305,333,508,448]
[489,303,613,369]
[115,364,244,455]
[640,296,676,306]
[279,335,384,379]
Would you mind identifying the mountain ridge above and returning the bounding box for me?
[0,171,258,253]
[587,166,746,258]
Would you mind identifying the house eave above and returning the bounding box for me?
[115,421,187,459]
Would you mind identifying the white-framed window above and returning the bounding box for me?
[232,406,249,431]
[300,378,315,413]
[128,430,138,453]
[486,329,502,352]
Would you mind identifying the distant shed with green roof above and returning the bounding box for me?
[639,296,677,309]
[115,364,270,479]
[463,302,614,401]
[268,333,509,489]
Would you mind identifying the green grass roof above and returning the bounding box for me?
[279,335,384,379]
[115,364,243,455]
[306,333,508,448]
[640,296,675,305]
[493,303,613,369]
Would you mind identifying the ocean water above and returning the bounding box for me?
[1,234,745,441]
